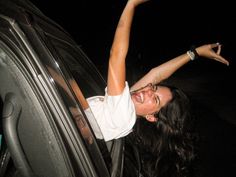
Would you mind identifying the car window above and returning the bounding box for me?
[47,36,105,98]
[39,33,113,170]
[45,34,106,135]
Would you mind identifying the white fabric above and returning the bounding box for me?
[86,82,136,141]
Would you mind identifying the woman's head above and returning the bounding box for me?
[132,83,192,139]
[131,83,193,136]
[131,83,172,121]
[131,83,173,122]
[132,85,196,177]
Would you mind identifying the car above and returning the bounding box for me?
[0,0,140,176]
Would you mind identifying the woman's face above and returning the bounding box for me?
[131,84,172,117]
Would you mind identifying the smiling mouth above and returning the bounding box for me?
[132,92,144,103]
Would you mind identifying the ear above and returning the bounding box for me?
[145,114,158,122]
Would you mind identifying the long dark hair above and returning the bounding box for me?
[131,85,197,177]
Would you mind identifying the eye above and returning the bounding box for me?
[154,95,160,106]
[147,83,153,88]
[152,84,158,91]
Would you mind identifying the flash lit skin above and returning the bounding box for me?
[131,85,172,117]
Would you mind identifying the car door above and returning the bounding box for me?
[0,0,124,177]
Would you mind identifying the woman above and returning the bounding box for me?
[84,0,230,176]
[87,0,229,142]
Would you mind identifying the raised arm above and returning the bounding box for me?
[131,43,229,91]
[107,0,149,95]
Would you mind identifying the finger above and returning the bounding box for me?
[216,45,221,55]
[211,43,218,48]
[211,42,220,49]
[214,56,229,65]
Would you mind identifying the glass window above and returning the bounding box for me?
[42,34,112,172]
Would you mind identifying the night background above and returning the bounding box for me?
[31,0,235,176]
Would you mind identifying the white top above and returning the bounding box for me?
[86,82,136,141]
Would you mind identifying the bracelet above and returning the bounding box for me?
[187,50,195,60]
[187,46,199,60]
[190,46,199,59]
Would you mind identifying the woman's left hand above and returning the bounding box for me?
[196,43,229,66]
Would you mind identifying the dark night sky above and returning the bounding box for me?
[31,0,235,69]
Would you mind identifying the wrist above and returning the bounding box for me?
[187,46,199,60]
